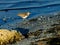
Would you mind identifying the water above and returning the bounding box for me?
[0,0,60,38]
[0,0,60,45]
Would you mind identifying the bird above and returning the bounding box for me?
[18,12,30,19]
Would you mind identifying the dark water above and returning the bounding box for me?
[15,28,29,36]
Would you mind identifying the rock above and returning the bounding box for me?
[28,30,42,38]
[0,29,24,45]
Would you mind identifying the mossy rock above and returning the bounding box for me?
[0,29,24,45]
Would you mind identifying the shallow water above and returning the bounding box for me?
[0,0,60,29]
